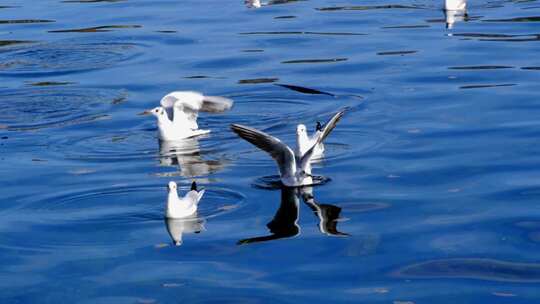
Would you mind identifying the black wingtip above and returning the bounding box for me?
[191,181,197,191]
[316,121,323,132]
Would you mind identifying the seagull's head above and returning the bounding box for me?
[139,106,166,119]
[168,181,178,193]
[296,124,307,136]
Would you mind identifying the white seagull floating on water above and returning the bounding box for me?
[140,91,233,141]
[166,181,205,219]
[231,109,346,187]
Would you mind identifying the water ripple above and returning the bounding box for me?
[0,39,142,75]
[0,87,125,131]
[14,183,245,224]
[394,258,540,282]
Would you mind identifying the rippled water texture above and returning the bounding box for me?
[1,0,540,303]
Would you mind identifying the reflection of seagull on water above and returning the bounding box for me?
[238,187,348,244]
[296,111,345,161]
[238,187,300,244]
[444,0,467,29]
[231,109,346,187]
[166,181,205,218]
[300,187,349,237]
[159,138,228,179]
[139,91,233,140]
[165,216,205,246]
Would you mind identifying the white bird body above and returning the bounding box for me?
[231,110,345,187]
[444,0,468,29]
[445,0,466,11]
[142,91,233,141]
[296,124,325,161]
[166,181,205,219]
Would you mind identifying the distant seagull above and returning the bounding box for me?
[244,0,297,8]
[296,111,345,161]
[166,181,205,219]
[231,109,346,187]
[445,0,466,11]
[444,0,467,29]
[139,91,233,140]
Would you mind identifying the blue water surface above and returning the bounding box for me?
[1,0,540,303]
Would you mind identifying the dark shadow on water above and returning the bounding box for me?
[26,81,76,86]
[275,83,335,96]
[459,83,516,89]
[0,40,35,47]
[49,25,141,33]
[452,33,540,42]
[282,58,347,64]
[449,65,514,70]
[377,50,417,56]
[483,16,540,22]
[316,4,424,11]
[238,78,279,84]
[0,19,54,24]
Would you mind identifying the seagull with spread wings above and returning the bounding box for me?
[140,91,233,140]
[231,109,346,187]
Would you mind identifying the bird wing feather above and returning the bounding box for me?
[231,124,296,177]
[300,109,347,170]
[201,95,234,113]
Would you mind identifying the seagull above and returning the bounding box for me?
[166,181,205,219]
[296,111,345,161]
[139,91,233,141]
[444,0,467,29]
[231,109,345,187]
[445,0,466,11]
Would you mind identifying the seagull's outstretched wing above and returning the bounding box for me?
[160,94,179,121]
[231,124,296,177]
[174,102,199,129]
[161,92,233,127]
[300,109,347,170]
[201,95,234,113]
[317,109,346,143]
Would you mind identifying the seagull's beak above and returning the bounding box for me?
[137,110,151,116]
